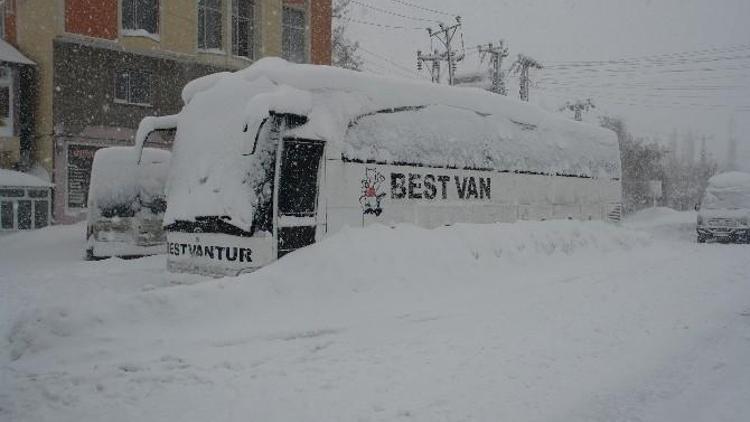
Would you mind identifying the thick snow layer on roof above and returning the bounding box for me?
[0,169,52,188]
[703,171,750,210]
[89,147,170,210]
[167,58,620,230]
[707,172,750,190]
[345,104,617,175]
[0,39,35,65]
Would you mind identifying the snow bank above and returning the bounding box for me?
[624,207,697,242]
[266,220,650,285]
[5,217,750,422]
[165,58,620,230]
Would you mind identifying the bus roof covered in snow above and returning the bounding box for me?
[141,58,620,232]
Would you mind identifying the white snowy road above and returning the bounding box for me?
[1,212,749,421]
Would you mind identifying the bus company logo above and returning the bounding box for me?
[360,167,386,216]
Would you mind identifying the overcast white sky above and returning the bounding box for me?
[344,0,750,167]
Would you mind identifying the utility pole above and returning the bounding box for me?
[417,16,465,85]
[726,113,738,171]
[560,99,595,121]
[416,49,442,83]
[509,54,543,102]
[478,40,509,95]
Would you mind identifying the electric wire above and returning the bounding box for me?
[349,0,440,23]
[385,0,456,17]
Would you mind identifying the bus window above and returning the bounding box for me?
[278,139,324,216]
[276,139,324,258]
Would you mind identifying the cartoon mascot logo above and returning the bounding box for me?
[360,167,386,216]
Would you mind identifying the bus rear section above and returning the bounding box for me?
[86,147,170,259]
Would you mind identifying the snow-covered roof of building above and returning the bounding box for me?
[0,169,53,188]
[163,58,620,231]
[0,39,35,65]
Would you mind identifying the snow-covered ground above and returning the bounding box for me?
[1,212,749,421]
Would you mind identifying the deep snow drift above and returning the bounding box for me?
[2,216,749,422]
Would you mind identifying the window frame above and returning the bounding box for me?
[0,5,5,41]
[121,0,161,39]
[0,66,13,137]
[231,0,255,59]
[113,70,152,107]
[281,5,308,64]
[0,187,51,231]
[197,0,225,52]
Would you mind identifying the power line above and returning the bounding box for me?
[359,45,422,77]
[349,0,439,23]
[386,0,456,17]
[337,17,426,30]
[361,57,416,79]
[541,89,750,111]
[544,43,750,67]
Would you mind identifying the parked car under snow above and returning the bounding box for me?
[696,171,750,244]
[85,147,170,259]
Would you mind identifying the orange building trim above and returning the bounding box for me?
[310,0,331,65]
[65,0,118,40]
[3,0,17,45]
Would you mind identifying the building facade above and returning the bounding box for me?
[3,0,331,223]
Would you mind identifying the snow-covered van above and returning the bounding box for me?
[86,147,171,259]
[134,58,622,276]
[696,172,750,243]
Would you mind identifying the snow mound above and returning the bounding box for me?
[253,220,651,295]
[2,221,648,363]
[624,207,696,242]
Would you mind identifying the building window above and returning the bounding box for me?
[232,0,254,58]
[0,6,5,40]
[0,188,50,231]
[0,66,12,137]
[0,201,12,229]
[282,7,306,63]
[114,71,151,106]
[198,0,223,51]
[122,0,159,35]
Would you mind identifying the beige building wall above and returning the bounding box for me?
[15,0,62,174]
[120,0,283,68]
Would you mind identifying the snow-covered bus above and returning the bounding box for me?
[135,58,622,276]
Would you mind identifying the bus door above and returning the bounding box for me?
[275,138,325,258]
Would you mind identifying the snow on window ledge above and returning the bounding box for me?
[231,54,254,63]
[198,48,228,56]
[113,98,152,108]
[121,29,160,42]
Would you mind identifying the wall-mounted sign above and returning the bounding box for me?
[67,144,102,209]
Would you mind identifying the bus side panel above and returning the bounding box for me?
[324,161,620,235]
